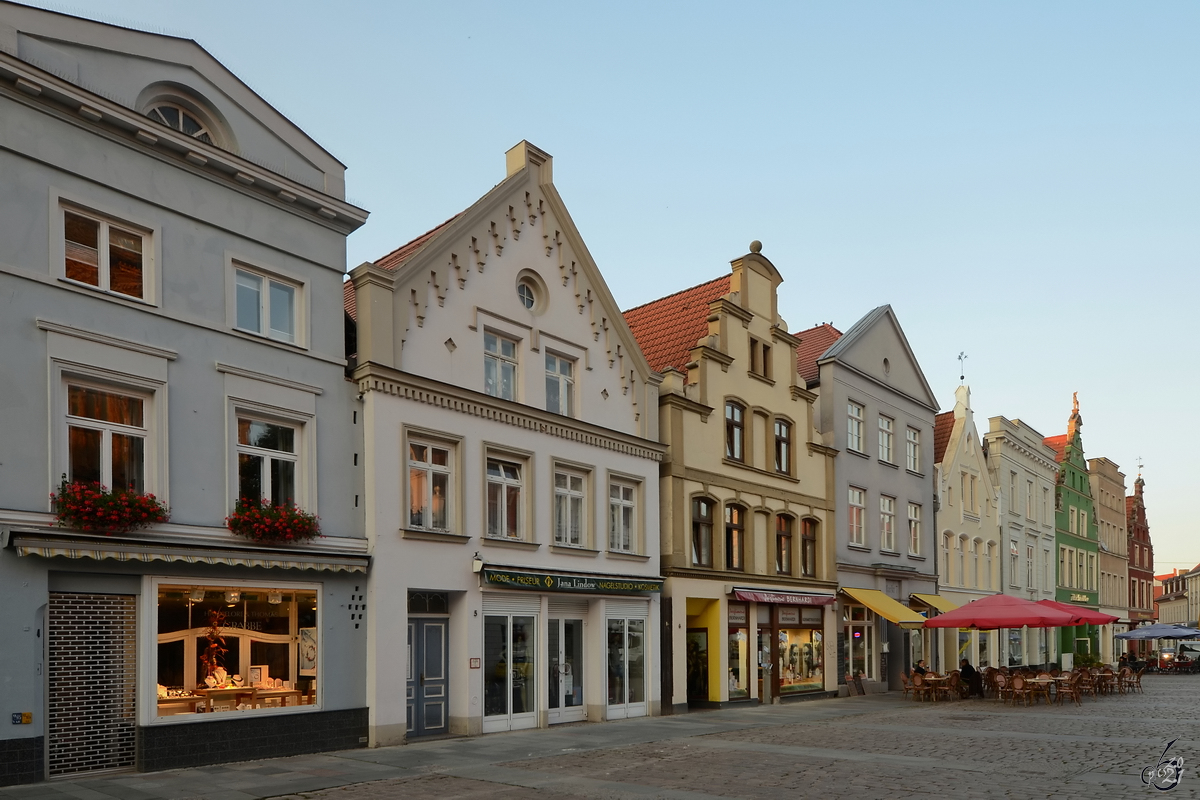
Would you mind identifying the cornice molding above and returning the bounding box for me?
[37,318,178,360]
[0,55,367,233]
[215,362,324,395]
[354,364,663,462]
[659,391,714,422]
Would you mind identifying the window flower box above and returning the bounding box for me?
[226,497,320,543]
[51,477,170,534]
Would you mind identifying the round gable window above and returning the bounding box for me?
[517,280,536,309]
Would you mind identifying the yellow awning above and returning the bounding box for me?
[910,593,960,614]
[841,587,926,629]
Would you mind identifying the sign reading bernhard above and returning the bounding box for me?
[482,568,663,595]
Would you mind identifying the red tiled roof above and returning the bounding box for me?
[792,323,843,386]
[343,279,356,321]
[933,411,955,465]
[375,213,463,272]
[1044,434,1067,463]
[623,276,730,375]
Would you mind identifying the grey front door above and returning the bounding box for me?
[406,618,447,737]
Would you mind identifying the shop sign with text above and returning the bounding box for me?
[483,568,662,595]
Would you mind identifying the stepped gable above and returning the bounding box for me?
[792,323,842,386]
[933,411,955,464]
[622,275,730,375]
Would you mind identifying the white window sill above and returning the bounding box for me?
[549,544,599,557]
[401,528,470,544]
[232,325,307,351]
[59,276,156,307]
[481,536,540,551]
[606,550,650,562]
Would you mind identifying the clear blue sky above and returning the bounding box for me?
[21,1,1200,574]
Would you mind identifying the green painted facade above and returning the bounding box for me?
[1049,395,1100,658]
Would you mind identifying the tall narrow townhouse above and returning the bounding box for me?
[982,416,1059,667]
[1125,475,1155,657]
[1088,457,1128,663]
[931,386,999,670]
[349,143,664,745]
[798,307,939,692]
[1044,395,1101,664]
[624,244,838,711]
[0,4,369,786]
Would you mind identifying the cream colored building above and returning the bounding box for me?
[351,142,664,744]
[1088,457,1129,663]
[932,386,1000,669]
[983,415,1059,667]
[625,244,838,711]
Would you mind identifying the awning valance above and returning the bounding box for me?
[6,532,368,573]
[910,593,959,614]
[732,588,836,606]
[841,587,926,629]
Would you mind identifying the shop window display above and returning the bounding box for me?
[777,607,823,694]
[844,604,874,681]
[155,584,317,716]
[727,604,749,699]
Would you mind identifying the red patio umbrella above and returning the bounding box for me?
[1035,599,1119,625]
[923,593,1076,629]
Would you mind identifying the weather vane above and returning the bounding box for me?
[1137,456,1144,477]
[957,352,968,384]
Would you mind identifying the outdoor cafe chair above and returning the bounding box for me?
[935,672,960,702]
[1056,673,1083,707]
[1028,673,1052,705]
[1008,674,1031,706]
[1132,667,1146,693]
[1116,667,1133,695]
[994,673,1011,703]
[1049,666,1060,677]
[910,673,931,702]
[1077,670,1097,699]
[899,672,912,700]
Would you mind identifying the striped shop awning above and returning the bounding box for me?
[6,531,369,573]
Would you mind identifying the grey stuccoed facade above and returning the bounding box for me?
[0,2,368,785]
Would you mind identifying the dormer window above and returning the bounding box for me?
[146,103,214,144]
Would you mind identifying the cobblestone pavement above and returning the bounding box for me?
[4,675,1195,800]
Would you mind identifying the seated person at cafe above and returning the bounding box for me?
[959,658,983,697]
[913,659,928,676]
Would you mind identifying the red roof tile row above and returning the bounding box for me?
[622,276,730,375]
[1044,434,1067,463]
[343,279,356,321]
[792,323,843,386]
[932,411,955,465]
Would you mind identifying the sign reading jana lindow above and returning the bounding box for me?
[482,569,663,595]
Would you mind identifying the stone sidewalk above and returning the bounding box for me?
[3,676,1195,800]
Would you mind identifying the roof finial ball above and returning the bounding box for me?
[749,240,762,254]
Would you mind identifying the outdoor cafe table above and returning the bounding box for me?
[1025,677,1054,704]
[924,674,951,701]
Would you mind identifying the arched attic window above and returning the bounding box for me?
[146,103,213,144]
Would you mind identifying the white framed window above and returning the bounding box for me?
[972,540,980,588]
[1069,507,1078,534]
[774,419,792,474]
[1080,511,1088,535]
[847,402,864,453]
[553,468,586,546]
[986,542,995,590]
[1026,480,1034,518]
[609,480,637,553]
[236,417,299,504]
[957,536,966,585]
[234,266,300,344]
[848,487,865,546]
[907,503,921,555]
[878,416,894,462]
[1010,542,1020,587]
[62,206,151,301]
[880,496,895,551]
[65,383,148,493]
[545,353,575,416]
[484,332,519,401]
[146,103,215,144]
[408,440,452,531]
[486,457,523,539]
[1027,544,1035,589]
[943,534,952,580]
[906,427,920,472]
[725,401,745,461]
